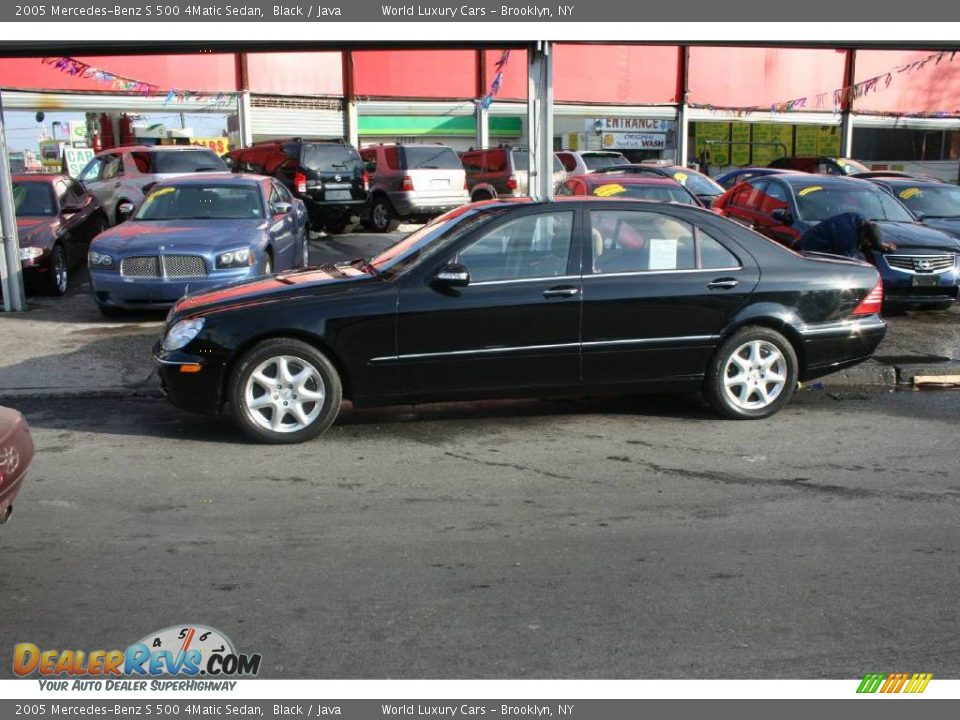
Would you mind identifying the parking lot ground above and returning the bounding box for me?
[1,387,958,678]
[1,227,959,398]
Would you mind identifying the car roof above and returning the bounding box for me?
[775,174,877,189]
[583,175,682,187]
[869,176,945,187]
[12,174,62,184]
[152,172,263,187]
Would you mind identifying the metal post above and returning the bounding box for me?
[677,46,690,166]
[527,41,554,201]
[342,50,359,148]
[840,48,857,158]
[0,90,27,312]
[475,104,489,150]
[238,91,253,148]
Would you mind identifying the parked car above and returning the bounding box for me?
[88,174,309,315]
[852,170,944,183]
[768,156,870,176]
[867,177,960,239]
[230,138,369,235]
[460,146,566,202]
[556,172,703,206]
[714,167,795,190]
[12,174,108,296]
[77,145,227,225]
[555,150,628,175]
[154,197,885,443]
[714,174,960,310]
[0,406,34,525]
[359,143,470,232]
[593,164,725,206]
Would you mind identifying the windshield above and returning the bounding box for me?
[891,185,960,218]
[834,158,871,175]
[590,182,697,204]
[151,150,227,174]
[795,185,915,223]
[371,207,508,272]
[400,146,463,170]
[671,169,723,196]
[12,182,55,217]
[135,185,264,220]
[583,153,628,170]
[301,143,362,172]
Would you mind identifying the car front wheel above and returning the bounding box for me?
[229,338,342,444]
[704,326,798,419]
[47,244,69,296]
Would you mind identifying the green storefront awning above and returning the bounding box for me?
[359,115,522,137]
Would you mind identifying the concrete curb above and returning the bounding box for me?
[814,359,960,388]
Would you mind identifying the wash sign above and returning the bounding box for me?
[596,118,675,150]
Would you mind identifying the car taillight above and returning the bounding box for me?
[294,172,307,194]
[401,175,415,192]
[852,280,884,316]
[506,174,518,191]
[362,171,370,191]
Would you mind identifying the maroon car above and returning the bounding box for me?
[13,174,108,295]
[556,173,705,206]
[0,406,34,525]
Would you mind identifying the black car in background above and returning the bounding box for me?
[155,198,885,444]
[230,138,368,235]
[13,174,108,295]
[868,177,960,239]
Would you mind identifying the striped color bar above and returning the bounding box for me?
[857,673,933,694]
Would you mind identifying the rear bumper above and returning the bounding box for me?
[798,316,887,380]
[301,197,370,222]
[91,268,257,310]
[388,190,470,217]
[154,342,227,416]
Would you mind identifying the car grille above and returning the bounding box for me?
[885,254,956,274]
[120,255,208,278]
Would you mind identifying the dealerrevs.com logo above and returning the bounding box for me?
[857,673,933,694]
[14,625,261,689]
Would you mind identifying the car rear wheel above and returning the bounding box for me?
[47,244,68,296]
[704,326,798,419]
[229,339,342,444]
[300,238,310,268]
[369,197,400,233]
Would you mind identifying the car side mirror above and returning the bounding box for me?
[432,263,470,288]
[365,161,377,174]
[273,202,292,216]
[771,208,794,225]
[117,201,136,222]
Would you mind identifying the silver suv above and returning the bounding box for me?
[359,143,469,232]
[77,145,227,225]
[555,150,629,176]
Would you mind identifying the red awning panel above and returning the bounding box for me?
[245,52,344,96]
[353,50,477,99]
[853,49,960,115]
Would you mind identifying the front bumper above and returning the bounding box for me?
[878,253,960,307]
[91,268,258,310]
[154,341,227,416]
[388,190,470,218]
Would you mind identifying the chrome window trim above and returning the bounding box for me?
[583,266,741,279]
[582,335,719,348]
[469,274,580,287]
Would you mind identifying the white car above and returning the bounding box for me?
[555,150,629,176]
[78,145,227,225]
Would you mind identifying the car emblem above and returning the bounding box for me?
[917,259,932,270]
[334,175,342,182]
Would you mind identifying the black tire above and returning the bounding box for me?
[704,326,798,420]
[472,191,494,202]
[369,197,401,233]
[324,218,349,236]
[229,338,343,444]
[46,244,69,296]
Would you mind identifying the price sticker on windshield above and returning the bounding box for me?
[798,186,823,196]
[594,184,626,197]
[899,188,922,200]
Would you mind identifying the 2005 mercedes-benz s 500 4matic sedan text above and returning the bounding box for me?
[154,198,887,443]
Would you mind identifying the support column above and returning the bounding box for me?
[526,41,554,201]
[0,90,27,312]
[475,104,489,150]
[840,48,857,158]
[677,46,690,166]
[343,50,359,147]
[237,91,253,148]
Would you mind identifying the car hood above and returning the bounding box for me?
[873,221,960,251]
[16,217,57,246]
[92,219,265,254]
[920,217,960,240]
[171,265,374,319]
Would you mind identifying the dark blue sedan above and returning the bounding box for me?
[88,174,309,315]
[713,167,795,190]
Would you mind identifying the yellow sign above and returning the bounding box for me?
[695,122,731,167]
[769,124,792,160]
[751,124,773,166]
[818,126,841,156]
[594,183,626,197]
[798,186,823,196]
[899,187,922,200]
[730,122,751,166]
[795,125,818,156]
[190,137,232,156]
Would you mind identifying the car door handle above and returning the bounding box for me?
[543,286,579,299]
[708,278,739,290]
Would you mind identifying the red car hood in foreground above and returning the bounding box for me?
[0,406,34,524]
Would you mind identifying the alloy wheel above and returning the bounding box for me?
[372,202,390,230]
[722,340,787,411]
[243,355,326,433]
[53,247,68,294]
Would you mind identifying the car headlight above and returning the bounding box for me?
[19,247,43,261]
[162,318,205,351]
[88,250,115,270]
[215,248,253,269]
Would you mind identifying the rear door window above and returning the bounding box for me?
[399,146,463,170]
[101,153,124,179]
[300,143,362,175]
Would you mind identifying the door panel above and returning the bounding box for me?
[581,207,760,385]
[396,209,582,396]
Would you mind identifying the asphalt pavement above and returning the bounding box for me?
[1,387,958,678]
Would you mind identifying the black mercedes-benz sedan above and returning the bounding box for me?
[154,198,886,443]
